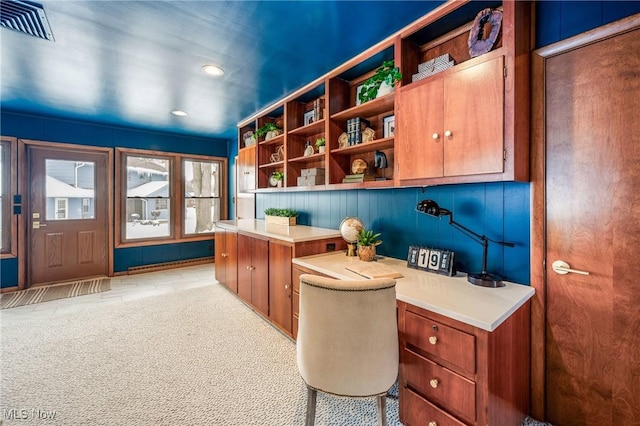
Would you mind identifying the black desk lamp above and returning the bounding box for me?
[416,199,514,288]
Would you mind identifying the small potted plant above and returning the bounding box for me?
[358,60,402,104]
[315,137,326,153]
[264,207,299,226]
[255,122,282,141]
[356,228,382,261]
[269,170,284,187]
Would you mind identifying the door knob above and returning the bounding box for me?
[552,260,590,276]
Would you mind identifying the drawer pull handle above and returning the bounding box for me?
[428,336,438,345]
[429,422,438,426]
[429,379,439,389]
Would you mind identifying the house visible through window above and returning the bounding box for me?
[45,159,95,220]
[117,148,227,246]
[184,159,222,235]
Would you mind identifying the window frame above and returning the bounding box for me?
[115,148,227,248]
[181,157,224,238]
[0,136,17,258]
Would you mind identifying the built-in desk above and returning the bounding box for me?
[292,251,535,426]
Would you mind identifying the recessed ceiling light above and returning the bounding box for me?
[202,64,224,77]
[171,110,188,116]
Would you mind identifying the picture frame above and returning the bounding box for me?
[303,110,315,126]
[383,115,395,138]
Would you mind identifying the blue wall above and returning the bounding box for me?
[257,183,530,284]
[0,111,230,287]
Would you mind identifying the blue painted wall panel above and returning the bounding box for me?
[256,183,530,284]
[113,240,213,273]
[0,258,19,288]
[536,1,640,48]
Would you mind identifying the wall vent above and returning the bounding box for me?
[1,0,54,41]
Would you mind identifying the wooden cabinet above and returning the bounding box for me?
[237,233,269,316]
[214,225,237,293]
[398,300,531,426]
[292,264,332,340]
[269,241,293,334]
[237,145,256,193]
[397,55,504,181]
[237,0,531,190]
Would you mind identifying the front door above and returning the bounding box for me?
[27,144,110,286]
[543,27,640,424]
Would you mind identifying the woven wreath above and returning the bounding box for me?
[468,8,503,58]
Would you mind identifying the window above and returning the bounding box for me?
[54,198,68,219]
[116,148,227,246]
[183,159,222,235]
[1,138,17,257]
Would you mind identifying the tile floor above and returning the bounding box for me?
[0,263,216,321]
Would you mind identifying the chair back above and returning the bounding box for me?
[296,273,398,397]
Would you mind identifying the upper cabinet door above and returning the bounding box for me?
[443,56,505,177]
[396,78,444,181]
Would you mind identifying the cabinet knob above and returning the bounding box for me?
[444,130,452,137]
[284,284,290,290]
[246,265,250,270]
[432,133,439,140]
[428,336,438,345]
[429,379,439,389]
[429,422,438,426]
[221,253,227,258]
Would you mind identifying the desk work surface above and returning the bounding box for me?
[215,219,342,243]
[292,251,535,332]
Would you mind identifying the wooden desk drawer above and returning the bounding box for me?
[404,311,475,375]
[401,386,467,426]
[403,348,475,424]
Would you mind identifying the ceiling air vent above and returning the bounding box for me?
[0,0,54,41]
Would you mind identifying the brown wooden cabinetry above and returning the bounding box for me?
[398,300,531,426]
[237,233,269,316]
[268,241,293,334]
[214,225,237,293]
[237,0,531,191]
[397,55,505,182]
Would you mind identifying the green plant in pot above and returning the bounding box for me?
[255,122,282,141]
[264,207,299,226]
[315,137,325,153]
[358,60,402,104]
[269,170,285,187]
[356,228,382,262]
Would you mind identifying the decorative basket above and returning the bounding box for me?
[357,245,376,262]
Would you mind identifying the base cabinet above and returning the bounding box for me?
[398,300,531,426]
[214,226,238,293]
[269,241,293,334]
[237,233,269,316]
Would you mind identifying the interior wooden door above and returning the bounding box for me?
[27,144,109,286]
[544,27,640,425]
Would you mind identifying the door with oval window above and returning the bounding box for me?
[27,143,110,286]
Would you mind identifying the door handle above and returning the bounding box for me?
[552,260,590,276]
[33,221,47,229]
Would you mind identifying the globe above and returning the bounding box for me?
[340,217,364,243]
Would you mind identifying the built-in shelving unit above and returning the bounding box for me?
[237,0,531,193]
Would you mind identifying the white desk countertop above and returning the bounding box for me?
[215,219,342,243]
[292,251,535,332]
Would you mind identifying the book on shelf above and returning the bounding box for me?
[342,173,376,183]
[347,117,370,146]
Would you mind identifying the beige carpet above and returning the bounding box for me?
[0,278,110,310]
[0,278,551,425]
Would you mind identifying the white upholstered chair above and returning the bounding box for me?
[296,274,399,426]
